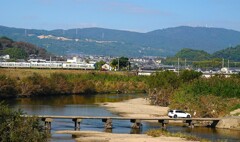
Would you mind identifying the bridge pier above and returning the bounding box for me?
[158,120,169,129]
[72,118,82,130]
[210,120,220,127]
[102,118,112,129]
[41,118,53,130]
[130,119,142,129]
[184,120,196,128]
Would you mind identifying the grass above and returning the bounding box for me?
[0,68,133,79]
[230,104,240,111]
[146,129,210,142]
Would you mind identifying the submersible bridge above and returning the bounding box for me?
[22,115,221,131]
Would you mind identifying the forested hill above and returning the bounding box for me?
[1,25,240,57]
[212,45,240,61]
[171,45,240,61]
[175,48,212,61]
[0,37,49,60]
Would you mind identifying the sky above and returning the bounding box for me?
[1,0,240,32]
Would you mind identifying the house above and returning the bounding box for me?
[102,64,112,71]
[0,55,10,60]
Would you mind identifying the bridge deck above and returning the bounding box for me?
[23,115,221,121]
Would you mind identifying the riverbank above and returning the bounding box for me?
[56,130,196,142]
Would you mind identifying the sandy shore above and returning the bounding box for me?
[55,98,196,142]
[56,130,195,142]
[101,98,169,118]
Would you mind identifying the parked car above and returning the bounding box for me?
[168,110,191,118]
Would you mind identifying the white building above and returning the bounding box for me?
[102,64,112,71]
[0,55,10,60]
[67,57,84,63]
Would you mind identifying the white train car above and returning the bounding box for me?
[0,62,30,68]
[48,63,63,69]
[30,62,63,69]
[0,62,95,70]
[62,63,95,70]
[15,62,31,68]
[0,62,16,67]
[30,62,52,68]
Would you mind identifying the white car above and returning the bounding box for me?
[168,110,191,118]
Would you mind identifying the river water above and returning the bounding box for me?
[3,94,240,142]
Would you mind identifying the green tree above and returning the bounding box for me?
[0,36,14,42]
[147,71,180,106]
[0,102,48,142]
[111,57,129,70]
[2,47,28,59]
[180,70,202,83]
[95,60,106,70]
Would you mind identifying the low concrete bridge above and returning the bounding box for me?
[22,115,221,130]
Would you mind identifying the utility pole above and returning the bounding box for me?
[25,29,27,36]
[128,61,130,71]
[185,58,186,69]
[50,56,52,70]
[227,60,229,69]
[178,58,180,75]
[222,58,224,68]
[118,58,119,71]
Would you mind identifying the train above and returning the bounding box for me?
[0,61,96,70]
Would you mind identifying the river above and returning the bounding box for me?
[3,94,240,142]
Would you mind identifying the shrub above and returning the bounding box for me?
[19,73,52,96]
[0,75,18,98]
[0,102,48,142]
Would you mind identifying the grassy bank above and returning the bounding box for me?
[146,70,240,118]
[0,68,146,98]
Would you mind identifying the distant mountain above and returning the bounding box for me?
[1,25,240,57]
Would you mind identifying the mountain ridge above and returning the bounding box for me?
[1,25,240,57]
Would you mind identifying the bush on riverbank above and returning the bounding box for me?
[146,70,240,117]
[169,75,240,117]
[0,70,147,98]
[146,71,180,106]
[146,129,207,141]
[0,75,18,98]
[0,102,48,142]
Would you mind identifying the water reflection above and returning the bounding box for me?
[5,94,143,106]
